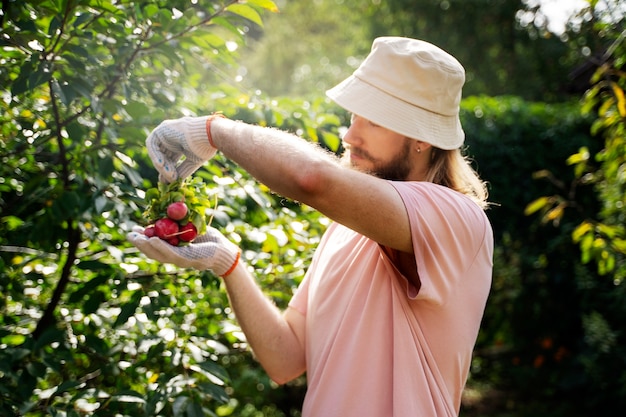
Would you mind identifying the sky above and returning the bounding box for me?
[535,0,589,34]
[530,0,626,35]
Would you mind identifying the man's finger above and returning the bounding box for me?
[176,159,203,180]
[127,232,171,264]
[143,237,197,268]
[146,132,178,183]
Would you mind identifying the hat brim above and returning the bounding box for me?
[326,75,464,150]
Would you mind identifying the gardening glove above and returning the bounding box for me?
[127,225,241,277]
[146,115,222,183]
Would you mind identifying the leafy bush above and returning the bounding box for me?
[461,96,626,416]
[0,1,300,416]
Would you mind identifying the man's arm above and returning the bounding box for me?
[135,115,413,382]
[221,261,306,385]
[126,224,306,384]
[211,118,413,253]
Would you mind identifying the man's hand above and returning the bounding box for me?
[146,116,217,183]
[127,226,241,277]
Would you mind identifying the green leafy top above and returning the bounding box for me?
[143,177,216,235]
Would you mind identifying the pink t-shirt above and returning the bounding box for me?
[288,182,493,417]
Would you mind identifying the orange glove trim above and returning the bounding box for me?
[221,249,241,278]
[206,113,226,148]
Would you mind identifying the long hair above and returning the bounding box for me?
[424,147,489,209]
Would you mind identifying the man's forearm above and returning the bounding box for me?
[221,260,306,384]
[210,117,337,206]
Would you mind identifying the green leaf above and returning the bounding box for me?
[48,15,62,36]
[28,56,52,91]
[1,333,26,346]
[73,12,93,28]
[197,360,229,383]
[320,130,341,152]
[524,196,549,216]
[94,195,109,214]
[566,147,590,165]
[33,328,65,351]
[11,56,50,96]
[55,380,82,394]
[9,347,31,362]
[125,100,151,120]
[68,272,109,303]
[145,187,160,202]
[173,395,190,417]
[2,215,25,230]
[246,0,280,13]
[226,3,264,27]
[572,222,593,243]
[143,4,160,18]
[110,390,146,403]
[11,74,29,96]
[186,400,204,417]
[97,156,115,178]
[26,361,48,378]
[65,122,86,146]
[55,191,81,217]
[76,260,113,271]
[64,74,94,101]
[83,289,106,315]
[210,16,242,36]
[198,381,229,404]
[50,79,68,106]
[114,291,143,328]
[611,81,626,117]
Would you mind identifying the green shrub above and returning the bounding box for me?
[461,96,625,416]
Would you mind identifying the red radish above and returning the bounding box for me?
[167,202,188,221]
[154,218,179,239]
[166,236,180,246]
[144,225,156,238]
[179,223,198,242]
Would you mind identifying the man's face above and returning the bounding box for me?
[341,115,413,181]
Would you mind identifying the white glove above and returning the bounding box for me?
[127,226,241,277]
[146,116,218,183]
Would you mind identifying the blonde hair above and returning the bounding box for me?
[424,147,489,209]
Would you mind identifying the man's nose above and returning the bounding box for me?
[341,126,357,147]
[342,119,363,146]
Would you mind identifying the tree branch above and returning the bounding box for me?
[32,224,81,339]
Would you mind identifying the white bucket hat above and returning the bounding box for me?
[326,37,465,150]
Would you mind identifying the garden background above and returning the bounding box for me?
[1,0,625,416]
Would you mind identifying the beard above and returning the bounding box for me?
[341,140,413,181]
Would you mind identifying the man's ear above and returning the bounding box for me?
[413,140,432,153]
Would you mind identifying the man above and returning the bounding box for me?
[128,37,493,416]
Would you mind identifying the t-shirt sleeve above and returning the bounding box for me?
[288,272,310,315]
[389,182,491,305]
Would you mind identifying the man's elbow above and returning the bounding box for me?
[266,365,306,386]
[293,158,335,201]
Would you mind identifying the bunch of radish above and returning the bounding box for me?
[142,178,215,246]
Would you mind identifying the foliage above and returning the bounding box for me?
[461,95,626,416]
[0,1,322,416]
[236,0,373,97]
[460,98,597,398]
[371,0,575,100]
[572,29,626,282]
[143,178,217,237]
[505,6,626,413]
[239,0,589,101]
